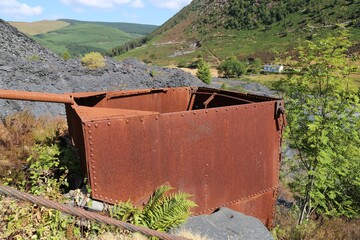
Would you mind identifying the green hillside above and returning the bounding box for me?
[111,0,360,66]
[33,20,158,57]
[59,19,158,36]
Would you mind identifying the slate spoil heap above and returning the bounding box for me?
[0,19,205,116]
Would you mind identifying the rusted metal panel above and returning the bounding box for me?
[0,87,285,228]
[66,87,284,227]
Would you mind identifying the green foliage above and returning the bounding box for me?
[81,52,106,69]
[280,30,360,223]
[33,22,140,56]
[26,55,40,61]
[196,59,212,84]
[62,51,71,60]
[248,58,263,74]
[217,57,247,78]
[111,185,197,233]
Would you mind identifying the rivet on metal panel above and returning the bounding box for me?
[215,109,219,112]
[93,177,96,180]
[205,174,208,177]
[205,163,209,167]
[88,130,92,134]
[89,136,92,140]
[95,194,98,197]
[110,199,113,202]
[107,122,111,126]
[90,148,94,152]
[92,166,95,169]
[141,119,144,122]
[204,184,208,188]
[236,107,239,110]
[95,124,98,128]
[92,171,96,174]
[94,183,97,186]
[205,110,208,113]
[105,197,108,200]
[90,154,94,157]
[87,124,91,127]
[193,112,196,115]
[126,120,129,123]
[245,106,248,109]
[226,108,229,111]
[181,114,185,117]
[89,142,93,145]
[205,195,208,199]
[155,117,159,120]
[254,105,257,108]
[91,161,94,164]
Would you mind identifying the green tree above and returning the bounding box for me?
[196,59,212,84]
[217,57,247,78]
[282,31,360,224]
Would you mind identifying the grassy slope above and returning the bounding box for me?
[115,0,360,66]
[33,22,135,57]
[10,19,158,57]
[9,20,70,35]
[59,19,158,35]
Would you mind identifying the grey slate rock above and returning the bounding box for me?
[0,19,206,117]
[174,208,274,240]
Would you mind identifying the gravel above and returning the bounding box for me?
[0,19,206,117]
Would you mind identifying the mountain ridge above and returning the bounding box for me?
[111,0,360,65]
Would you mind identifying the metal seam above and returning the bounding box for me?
[199,185,279,214]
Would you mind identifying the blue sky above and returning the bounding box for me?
[0,0,192,25]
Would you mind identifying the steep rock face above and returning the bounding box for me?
[0,19,205,116]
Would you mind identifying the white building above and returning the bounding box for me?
[263,64,284,73]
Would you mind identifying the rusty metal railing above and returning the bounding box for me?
[0,185,188,240]
[0,89,74,104]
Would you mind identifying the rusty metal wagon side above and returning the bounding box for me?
[0,87,285,228]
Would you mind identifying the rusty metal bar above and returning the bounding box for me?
[195,92,254,103]
[203,93,217,109]
[0,185,189,240]
[107,89,168,100]
[0,89,74,104]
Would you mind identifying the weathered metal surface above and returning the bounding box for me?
[0,87,285,228]
[65,87,285,228]
[0,89,74,104]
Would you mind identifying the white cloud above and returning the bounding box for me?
[131,0,144,8]
[148,0,191,10]
[0,0,43,18]
[74,8,85,13]
[60,0,144,9]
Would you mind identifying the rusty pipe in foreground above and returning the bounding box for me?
[0,89,74,104]
[0,185,189,240]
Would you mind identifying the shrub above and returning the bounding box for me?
[81,52,106,69]
[196,59,211,84]
[217,57,247,78]
[62,51,71,60]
